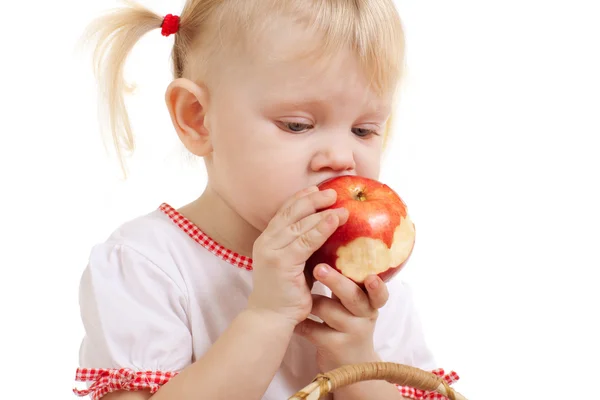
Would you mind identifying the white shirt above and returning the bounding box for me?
[74,203,439,399]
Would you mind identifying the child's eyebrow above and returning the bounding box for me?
[270,97,390,118]
[259,96,331,114]
[276,98,326,110]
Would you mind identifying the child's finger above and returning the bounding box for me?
[309,294,353,332]
[287,214,346,263]
[294,317,338,347]
[277,185,319,211]
[272,207,348,250]
[313,264,373,318]
[266,188,337,238]
[363,275,389,309]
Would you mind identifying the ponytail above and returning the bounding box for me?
[79,1,165,176]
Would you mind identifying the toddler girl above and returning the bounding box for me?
[73,1,459,399]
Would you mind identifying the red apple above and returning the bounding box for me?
[305,175,416,287]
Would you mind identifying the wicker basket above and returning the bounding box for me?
[288,362,467,400]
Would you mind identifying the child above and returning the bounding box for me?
[73,1,459,399]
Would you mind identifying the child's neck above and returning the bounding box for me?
[178,186,259,258]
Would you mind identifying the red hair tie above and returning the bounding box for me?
[161,14,180,37]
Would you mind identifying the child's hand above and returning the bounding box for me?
[248,186,349,328]
[295,264,389,373]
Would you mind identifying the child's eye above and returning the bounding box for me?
[352,127,378,138]
[280,122,313,133]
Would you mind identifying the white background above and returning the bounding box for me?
[1,0,599,399]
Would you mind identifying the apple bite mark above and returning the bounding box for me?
[335,214,415,283]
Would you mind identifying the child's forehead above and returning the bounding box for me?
[264,57,386,104]
[232,29,392,104]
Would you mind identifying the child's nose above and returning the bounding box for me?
[310,142,356,173]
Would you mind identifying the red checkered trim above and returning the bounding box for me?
[159,203,253,271]
[73,368,178,400]
[397,369,460,399]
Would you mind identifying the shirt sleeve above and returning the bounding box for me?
[72,242,192,400]
[374,279,436,369]
[374,278,460,400]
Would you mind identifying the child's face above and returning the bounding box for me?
[205,30,395,232]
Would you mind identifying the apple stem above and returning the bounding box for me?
[354,190,367,201]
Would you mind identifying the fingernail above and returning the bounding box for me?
[337,207,349,219]
[323,189,336,197]
[316,265,329,278]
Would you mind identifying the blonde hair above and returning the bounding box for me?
[80,0,406,172]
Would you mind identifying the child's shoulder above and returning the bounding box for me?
[96,202,204,254]
[84,203,206,287]
[84,202,247,291]
[92,205,176,258]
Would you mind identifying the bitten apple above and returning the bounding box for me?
[306,175,415,286]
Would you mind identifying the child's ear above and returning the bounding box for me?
[165,78,212,157]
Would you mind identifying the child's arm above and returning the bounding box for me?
[155,187,346,400]
[150,308,295,400]
[152,186,347,400]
